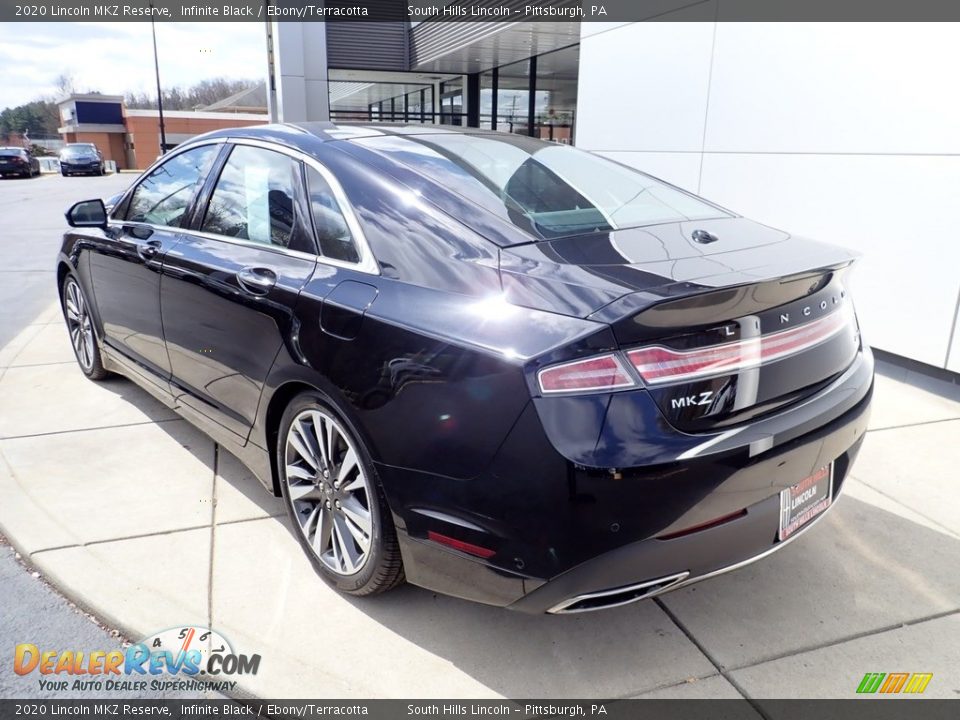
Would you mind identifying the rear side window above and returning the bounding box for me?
[125,145,218,227]
[305,165,359,264]
[201,145,299,248]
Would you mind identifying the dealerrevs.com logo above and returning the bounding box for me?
[856,672,933,694]
[14,626,260,693]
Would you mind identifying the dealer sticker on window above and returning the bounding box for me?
[778,464,833,541]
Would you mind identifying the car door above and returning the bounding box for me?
[159,141,317,439]
[89,143,222,387]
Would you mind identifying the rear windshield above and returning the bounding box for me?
[354,132,731,239]
[0,149,24,158]
[62,146,97,157]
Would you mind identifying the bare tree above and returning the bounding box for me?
[54,73,76,97]
[125,78,259,111]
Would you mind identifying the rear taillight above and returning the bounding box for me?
[536,303,854,395]
[627,303,854,386]
[537,354,636,394]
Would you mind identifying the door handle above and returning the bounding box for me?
[137,239,162,261]
[237,267,277,294]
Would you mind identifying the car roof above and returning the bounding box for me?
[187,121,526,155]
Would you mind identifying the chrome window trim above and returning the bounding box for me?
[108,135,381,276]
[174,227,321,264]
[223,137,380,276]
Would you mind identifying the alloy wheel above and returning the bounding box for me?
[284,409,373,575]
[64,279,95,372]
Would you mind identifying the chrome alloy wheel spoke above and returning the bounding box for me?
[284,408,372,575]
[66,281,93,370]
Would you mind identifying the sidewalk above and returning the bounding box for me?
[1,307,958,701]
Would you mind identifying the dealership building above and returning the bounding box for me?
[57,92,268,170]
[262,19,960,375]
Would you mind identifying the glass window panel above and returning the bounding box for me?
[125,145,218,227]
[201,145,298,248]
[357,133,730,239]
[534,45,579,144]
[305,166,359,264]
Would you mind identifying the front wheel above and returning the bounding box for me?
[61,275,108,380]
[278,392,404,596]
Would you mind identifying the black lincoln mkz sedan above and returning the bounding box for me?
[58,123,872,613]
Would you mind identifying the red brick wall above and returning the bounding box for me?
[126,115,268,169]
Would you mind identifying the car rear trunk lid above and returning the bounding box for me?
[500,217,862,430]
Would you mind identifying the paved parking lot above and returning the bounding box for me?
[1,175,958,702]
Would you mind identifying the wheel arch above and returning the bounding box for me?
[56,260,72,295]
[262,376,388,498]
[263,380,322,496]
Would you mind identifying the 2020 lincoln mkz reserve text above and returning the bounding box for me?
[57,123,873,613]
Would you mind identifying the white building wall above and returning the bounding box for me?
[577,22,960,370]
[268,22,330,123]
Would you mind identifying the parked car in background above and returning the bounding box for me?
[56,123,873,613]
[59,143,105,176]
[0,147,40,178]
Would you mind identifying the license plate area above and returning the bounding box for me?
[778,464,833,541]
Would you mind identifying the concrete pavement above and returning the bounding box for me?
[0,175,958,701]
[0,172,130,349]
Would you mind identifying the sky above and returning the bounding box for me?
[0,22,267,110]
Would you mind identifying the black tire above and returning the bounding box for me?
[61,274,108,380]
[61,170,68,177]
[277,390,404,596]
[21,169,30,179]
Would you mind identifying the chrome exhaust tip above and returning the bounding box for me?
[547,571,690,614]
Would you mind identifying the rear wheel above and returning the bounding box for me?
[278,392,404,596]
[61,275,108,380]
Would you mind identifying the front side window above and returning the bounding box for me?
[201,145,299,248]
[305,166,359,264]
[125,145,218,227]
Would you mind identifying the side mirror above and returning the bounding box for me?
[65,199,107,229]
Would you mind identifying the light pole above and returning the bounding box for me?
[149,6,167,155]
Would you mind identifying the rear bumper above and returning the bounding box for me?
[515,431,863,614]
[61,163,101,173]
[395,347,873,612]
[511,352,872,613]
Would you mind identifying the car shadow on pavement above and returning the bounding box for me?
[85,373,285,523]
[319,496,960,698]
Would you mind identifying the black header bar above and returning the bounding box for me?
[7,0,960,22]
[0,699,959,720]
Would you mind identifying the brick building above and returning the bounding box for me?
[57,93,267,170]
